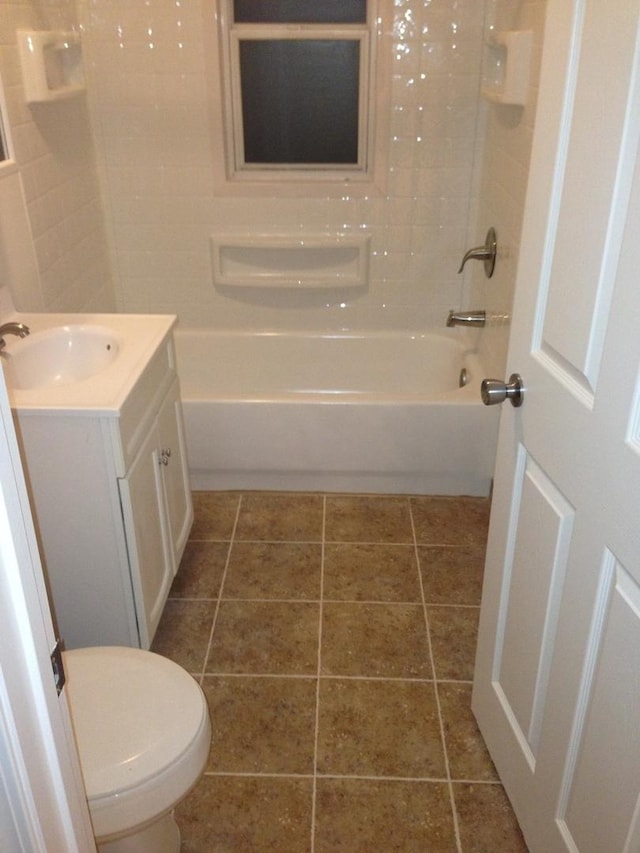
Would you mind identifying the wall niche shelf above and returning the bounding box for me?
[210,234,370,289]
[18,30,85,104]
[482,30,533,107]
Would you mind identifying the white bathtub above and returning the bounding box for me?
[174,330,499,496]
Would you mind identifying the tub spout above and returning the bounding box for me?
[446,310,486,328]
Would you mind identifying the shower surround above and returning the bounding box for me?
[78,0,489,332]
[0,0,546,418]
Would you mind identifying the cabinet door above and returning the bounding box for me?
[157,377,193,575]
[118,423,173,648]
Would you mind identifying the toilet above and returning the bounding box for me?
[63,646,211,852]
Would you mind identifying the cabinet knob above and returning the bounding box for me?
[159,448,172,466]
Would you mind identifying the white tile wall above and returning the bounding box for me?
[79,0,490,333]
[0,0,113,315]
[0,0,546,378]
[470,0,547,377]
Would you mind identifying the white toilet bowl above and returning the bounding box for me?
[64,646,211,853]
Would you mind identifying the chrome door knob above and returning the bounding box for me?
[481,373,524,407]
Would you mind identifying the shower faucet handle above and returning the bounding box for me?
[458,227,497,278]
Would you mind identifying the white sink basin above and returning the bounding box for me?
[3,324,120,390]
[1,313,176,414]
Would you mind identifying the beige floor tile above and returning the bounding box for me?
[325,495,414,543]
[454,782,529,852]
[438,682,498,781]
[150,599,215,673]
[202,676,317,774]
[323,543,422,601]
[223,541,322,600]
[189,491,240,540]
[206,600,319,674]
[321,603,432,678]
[176,775,313,852]
[418,545,486,605]
[234,492,324,542]
[170,541,229,599]
[316,678,446,778]
[428,605,480,681]
[166,490,527,850]
[411,496,490,546]
[314,778,457,852]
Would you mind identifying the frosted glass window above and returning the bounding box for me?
[220,0,376,183]
[233,1,366,24]
[239,40,359,165]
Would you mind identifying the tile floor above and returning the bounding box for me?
[152,492,528,852]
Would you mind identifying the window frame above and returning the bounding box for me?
[216,0,387,193]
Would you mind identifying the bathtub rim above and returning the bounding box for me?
[173,326,483,403]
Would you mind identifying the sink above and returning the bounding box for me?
[1,312,176,413]
[2,324,120,390]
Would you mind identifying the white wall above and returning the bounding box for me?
[79,0,489,332]
[0,0,546,376]
[0,0,113,315]
[470,0,548,377]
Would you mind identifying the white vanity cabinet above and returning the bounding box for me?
[117,376,192,646]
[11,316,193,650]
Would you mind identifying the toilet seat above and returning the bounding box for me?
[64,646,210,842]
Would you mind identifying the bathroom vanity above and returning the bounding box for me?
[4,313,193,650]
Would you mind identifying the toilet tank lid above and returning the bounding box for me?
[63,646,208,798]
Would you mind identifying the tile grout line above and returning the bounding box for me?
[310,495,326,853]
[195,671,441,683]
[171,593,481,612]
[188,536,480,548]
[410,498,464,853]
[196,494,242,685]
[200,769,506,784]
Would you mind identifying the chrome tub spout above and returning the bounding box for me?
[446,310,486,328]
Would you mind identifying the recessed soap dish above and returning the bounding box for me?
[18,30,85,104]
[482,30,533,107]
[211,234,370,289]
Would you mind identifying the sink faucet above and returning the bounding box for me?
[446,310,486,328]
[0,322,30,351]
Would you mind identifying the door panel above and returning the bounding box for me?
[539,0,640,394]
[156,377,194,574]
[498,454,574,759]
[561,558,640,852]
[473,0,640,849]
[118,424,173,648]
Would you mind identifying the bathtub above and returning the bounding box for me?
[173,329,499,496]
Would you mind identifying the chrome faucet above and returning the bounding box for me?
[0,322,30,351]
[446,310,486,328]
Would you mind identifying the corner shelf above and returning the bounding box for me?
[482,30,533,107]
[17,30,85,104]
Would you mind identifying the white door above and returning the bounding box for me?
[0,369,95,849]
[472,2,640,851]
